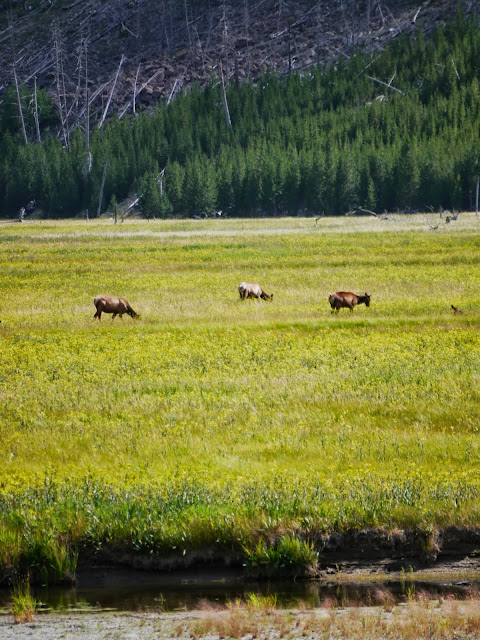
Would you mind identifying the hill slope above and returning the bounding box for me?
[2,1,480,218]
[1,0,476,122]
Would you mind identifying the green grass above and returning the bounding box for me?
[0,214,480,580]
[10,578,36,623]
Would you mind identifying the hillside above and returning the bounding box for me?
[1,1,480,218]
[1,0,475,129]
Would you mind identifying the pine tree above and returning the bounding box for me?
[140,171,161,218]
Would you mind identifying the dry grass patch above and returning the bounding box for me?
[180,596,480,639]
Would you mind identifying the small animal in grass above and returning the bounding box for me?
[451,305,464,315]
[328,291,371,313]
[238,282,273,301]
[93,295,139,320]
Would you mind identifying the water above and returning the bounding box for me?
[1,568,478,613]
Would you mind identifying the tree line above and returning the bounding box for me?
[1,7,480,218]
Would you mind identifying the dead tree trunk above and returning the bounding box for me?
[13,64,28,145]
[84,38,90,155]
[220,63,232,130]
[221,1,229,77]
[167,78,180,105]
[10,17,28,145]
[244,0,251,79]
[98,54,125,129]
[33,76,41,143]
[476,175,479,216]
[366,0,371,41]
[133,63,140,116]
[183,0,193,62]
[159,168,165,200]
[84,38,91,220]
[97,157,108,218]
[54,25,69,148]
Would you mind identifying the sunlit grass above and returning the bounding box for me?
[10,579,36,624]
[0,214,479,579]
[190,593,480,640]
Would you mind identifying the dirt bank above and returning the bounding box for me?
[73,526,480,578]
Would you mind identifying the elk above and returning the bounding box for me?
[451,305,464,315]
[328,291,371,313]
[93,295,139,320]
[238,282,273,301]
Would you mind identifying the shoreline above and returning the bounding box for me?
[2,525,480,590]
[75,524,480,578]
[2,592,480,640]
[2,530,480,638]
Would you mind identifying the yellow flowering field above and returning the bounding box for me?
[0,215,479,579]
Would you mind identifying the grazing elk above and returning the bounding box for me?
[328,291,371,313]
[451,305,464,315]
[238,282,273,301]
[93,295,139,320]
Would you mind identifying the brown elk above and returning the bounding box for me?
[93,295,139,320]
[238,282,273,301]
[451,305,464,315]
[329,291,371,313]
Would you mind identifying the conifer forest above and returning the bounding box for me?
[1,6,480,219]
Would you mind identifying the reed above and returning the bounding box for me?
[10,578,36,624]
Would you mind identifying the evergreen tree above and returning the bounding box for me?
[139,171,161,218]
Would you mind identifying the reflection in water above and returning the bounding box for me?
[0,568,478,613]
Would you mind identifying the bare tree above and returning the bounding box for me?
[183,0,194,63]
[133,63,140,116]
[243,0,251,79]
[84,38,90,160]
[13,63,28,145]
[220,62,232,129]
[476,175,479,216]
[221,1,230,78]
[33,75,41,143]
[366,0,371,42]
[98,54,125,129]
[84,37,91,219]
[119,68,163,117]
[53,24,69,148]
[97,157,108,218]
[9,16,28,145]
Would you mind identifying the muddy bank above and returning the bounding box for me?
[1,527,480,639]
[2,526,480,592]
[76,526,480,577]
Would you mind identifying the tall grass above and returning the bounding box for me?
[0,214,479,579]
[10,577,36,623]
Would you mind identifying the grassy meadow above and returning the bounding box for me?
[1,214,480,580]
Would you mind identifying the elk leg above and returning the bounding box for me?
[112,313,117,321]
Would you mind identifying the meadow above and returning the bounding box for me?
[0,214,480,581]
